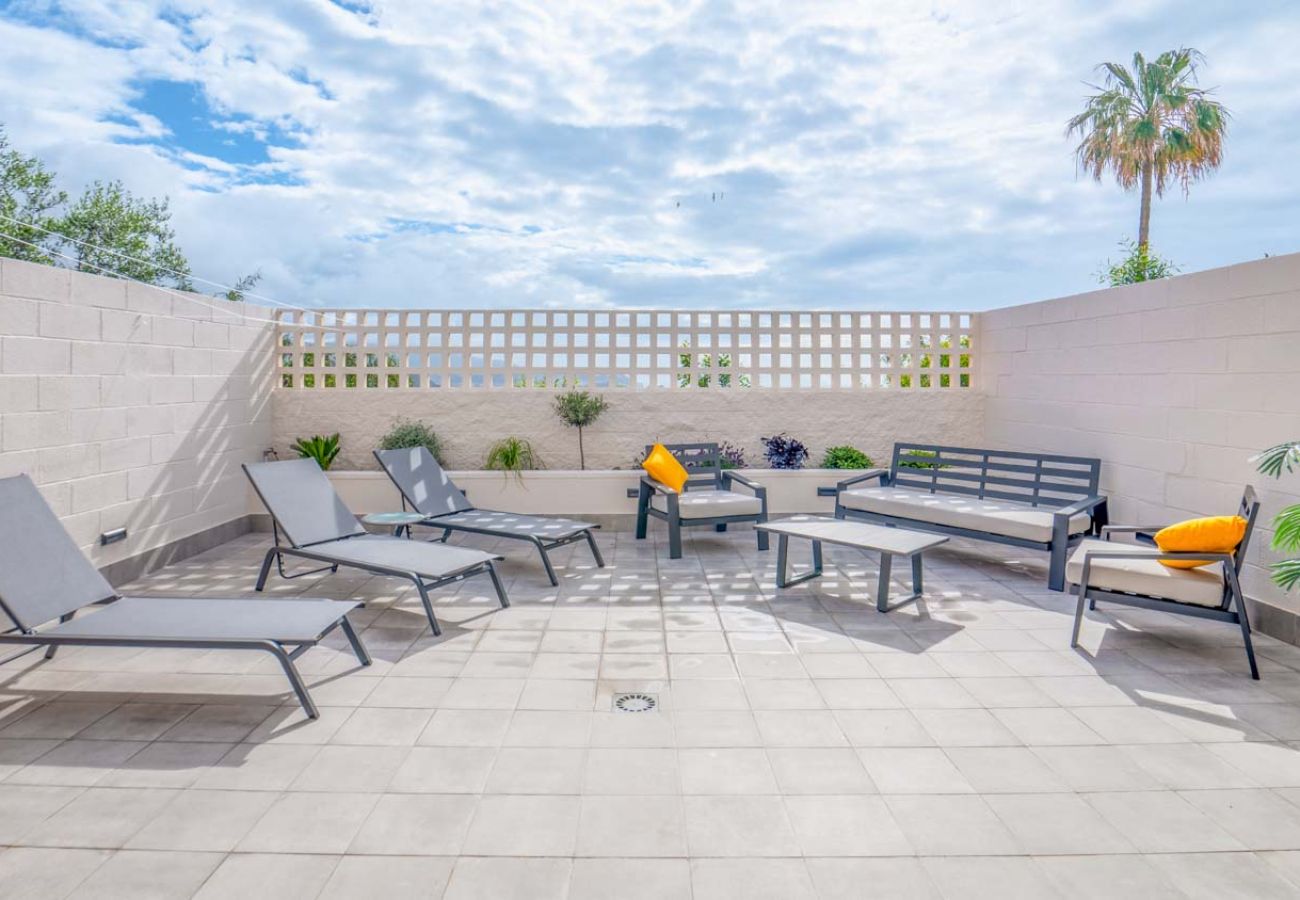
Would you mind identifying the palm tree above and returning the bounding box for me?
[1067,48,1228,249]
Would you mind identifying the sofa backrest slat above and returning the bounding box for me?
[889,442,1101,508]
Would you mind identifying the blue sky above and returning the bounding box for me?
[0,0,1297,310]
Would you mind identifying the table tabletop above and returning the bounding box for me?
[757,515,948,556]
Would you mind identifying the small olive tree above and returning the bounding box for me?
[553,390,608,470]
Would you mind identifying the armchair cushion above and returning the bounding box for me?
[1154,516,1247,570]
[651,489,762,520]
[1066,539,1225,607]
[642,443,689,493]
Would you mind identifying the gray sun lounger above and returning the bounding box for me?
[375,447,605,586]
[0,474,369,719]
[244,458,509,635]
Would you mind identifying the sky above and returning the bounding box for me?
[0,0,1296,311]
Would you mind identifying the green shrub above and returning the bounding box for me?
[290,433,340,470]
[821,446,873,469]
[377,418,444,464]
[897,449,945,470]
[485,437,544,481]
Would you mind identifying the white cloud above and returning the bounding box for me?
[0,0,1296,310]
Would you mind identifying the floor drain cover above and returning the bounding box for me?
[613,692,657,713]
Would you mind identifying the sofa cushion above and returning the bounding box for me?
[652,489,762,520]
[838,486,1091,543]
[642,443,689,493]
[1066,539,1227,608]
[1154,515,1247,569]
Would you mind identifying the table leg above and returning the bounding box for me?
[875,552,925,613]
[776,534,790,588]
[773,534,823,589]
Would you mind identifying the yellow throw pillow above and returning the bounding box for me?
[642,443,689,493]
[1154,515,1247,569]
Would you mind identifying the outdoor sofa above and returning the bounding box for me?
[833,442,1108,590]
[0,474,369,719]
[1068,486,1262,678]
[635,442,769,559]
[374,446,604,586]
[244,458,509,635]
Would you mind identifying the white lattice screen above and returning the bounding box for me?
[276,310,976,390]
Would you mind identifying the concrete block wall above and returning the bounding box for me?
[271,387,983,472]
[981,252,1300,616]
[0,258,275,577]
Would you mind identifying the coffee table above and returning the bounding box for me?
[756,515,949,612]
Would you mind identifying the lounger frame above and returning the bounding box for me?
[244,460,509,636]
[374,448,605,586]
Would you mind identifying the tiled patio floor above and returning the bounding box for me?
[5,525,1300,898]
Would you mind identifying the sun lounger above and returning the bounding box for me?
[244,458,509,635]
[374,447,604,586]
[0,474,368,718]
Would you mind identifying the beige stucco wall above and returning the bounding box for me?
[272,387,983,472]
[0,257,275,570]
[981,252,1300,614]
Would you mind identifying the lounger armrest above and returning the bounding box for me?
[836,468,889,492]
[722,471,765,497]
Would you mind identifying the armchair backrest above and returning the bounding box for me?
[888,442,1102,509]
[646,442,723,490]
[1234,485,1262,575]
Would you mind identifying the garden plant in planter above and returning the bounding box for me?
[378,418,445,464]
[761,433,809,470]
[821,445,873,469]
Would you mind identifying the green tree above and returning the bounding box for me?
[0,126,66,263]
[52,180,193,289]
[217,271,261,302]
[553,390,608,470]
[1067,48,1228,250]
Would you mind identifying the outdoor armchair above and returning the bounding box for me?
[634,442,769,559]
[244,458,509,636]
[1068,486,1262,678]
[374,447,604,586]
[0,474,369,719]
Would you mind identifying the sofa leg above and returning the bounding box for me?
[1047,537,1067,592]
[715,523,727,532]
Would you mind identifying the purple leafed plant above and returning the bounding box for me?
[718,441,747,470]
[760,433,809,470]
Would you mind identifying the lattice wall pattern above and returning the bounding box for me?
[276,310,977,390]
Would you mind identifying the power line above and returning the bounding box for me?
[0,212,307,313]
[0,227,299,327]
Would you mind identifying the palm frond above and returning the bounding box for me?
[1253,442,1300,479]
[1273,559,1300,592]
[1273,504,1300,554]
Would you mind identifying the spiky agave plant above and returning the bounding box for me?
[1254,442,1300,590]
[290,433,341,470]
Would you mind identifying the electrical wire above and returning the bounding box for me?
[0,211,311,316]
[0,226,301,327]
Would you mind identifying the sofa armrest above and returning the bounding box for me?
[722,471,765,497]
[835,468,889,492]
[1055,495,1107,518]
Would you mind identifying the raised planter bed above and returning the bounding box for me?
[316,468,872,518]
